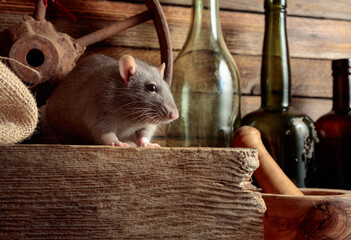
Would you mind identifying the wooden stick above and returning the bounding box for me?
[35,0,46,21]
[232,126,304,196]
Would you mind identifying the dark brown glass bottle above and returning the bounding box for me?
[241,0,318,188]
[316,59,351,189]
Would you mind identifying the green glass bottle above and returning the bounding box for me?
[241,0,318,188]
[165,0,241,147]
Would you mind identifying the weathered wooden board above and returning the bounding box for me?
[151,96,330,139]
[0,145,265,239]
[159,0,351,21]
[241,96,331,122]
[0,0,344,127]
[5,0,351,22]
[1,1,351,59]
[87,47,333,99]
[83,47,332,121]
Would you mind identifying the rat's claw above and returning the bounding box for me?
[111,141,130,147]
[137,137,160,147]
[146,143,161,148]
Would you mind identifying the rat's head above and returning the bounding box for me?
[118,55,179,124]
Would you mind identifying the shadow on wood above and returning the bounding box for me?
[0,145,265,239]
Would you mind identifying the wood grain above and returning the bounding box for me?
[32,94,330,142]
[2,1,351,59]
[0,0,343,101]
[4,0,351,21]
[241,96,331,122]
[83,47,333,121]
[233,55,333,98]
[262,189,351,240]
[86,47,333,98]
[156,96,332,137]
[0,145,265,239]
[159,0,351,21]
[0,0,340,122]
[170,7,351,59]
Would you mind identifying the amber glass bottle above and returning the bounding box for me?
[316,59,351,189]
[241,0,318,188]
[165,0,241,147]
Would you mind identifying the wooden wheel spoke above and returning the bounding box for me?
[75,10,154,47]
[35,0,46,21]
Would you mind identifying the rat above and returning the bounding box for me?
[45,54,179,147]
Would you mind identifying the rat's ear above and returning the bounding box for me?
[119,55,136,84]
[157,63,166,79]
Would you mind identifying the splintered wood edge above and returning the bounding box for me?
[0,145,265,239]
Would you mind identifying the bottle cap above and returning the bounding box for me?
[332,59,351,74]
[264,0,287,9]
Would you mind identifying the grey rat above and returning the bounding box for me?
[46,54,179,147]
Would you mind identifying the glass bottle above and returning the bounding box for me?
[165,0,241,147]
[241,0,318,188]
[316,59,351,189]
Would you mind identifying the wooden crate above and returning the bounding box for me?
[0,145,266,239]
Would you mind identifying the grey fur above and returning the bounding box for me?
[46,54,178,146]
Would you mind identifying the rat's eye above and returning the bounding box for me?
[147,84,158,92]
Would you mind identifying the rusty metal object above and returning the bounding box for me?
[8,16,85,84]
[1,0,172,103]
[6,0,85,84]
[144,0,173,85]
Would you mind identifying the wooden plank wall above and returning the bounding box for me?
[1,0,351,122]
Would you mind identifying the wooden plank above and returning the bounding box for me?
[1,2,351,59]
[241,96,332,122]
[63,4,351,59]
[155,96,331,138]
[235,55,333,98]
[0,145,265,239]
[154,96,330,139]
[33,94,330,141]
[0,0,148,20]
[218,10,351,59]
[84,46,162,65]
[3,0,351,21]
[160,0,351,21]
[85,47,333,99]
[0,12,161,48]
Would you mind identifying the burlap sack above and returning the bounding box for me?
[0,61,38,143]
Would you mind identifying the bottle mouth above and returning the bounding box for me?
[332,58,351,75]
[264,0,287,9]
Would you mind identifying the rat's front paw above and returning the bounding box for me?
[111,141,131,147]
[137,137,160,147]
[145,143,161,147]
[101,132,130,147]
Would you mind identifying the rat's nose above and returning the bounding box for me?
[169,110,179,120]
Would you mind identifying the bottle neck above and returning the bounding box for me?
[333,72,351,112]
[184,0,223,51]
[261,1,291,110]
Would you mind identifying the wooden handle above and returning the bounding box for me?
[231,126,303,196]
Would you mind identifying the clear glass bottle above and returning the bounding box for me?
[316,59,351,189]
[241,0,318,188]
[165,0,241,147]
